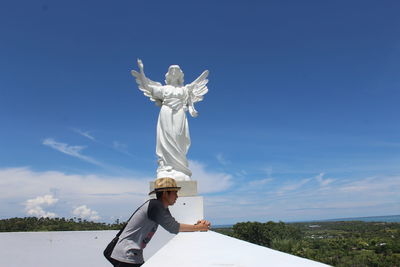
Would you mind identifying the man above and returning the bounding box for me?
[110,177,211,266]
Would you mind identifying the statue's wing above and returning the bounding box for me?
[131,70,163,106]
[187,70,209,103]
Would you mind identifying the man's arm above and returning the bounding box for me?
[148,199,211,233]
[179,220,211,232]
[148,200,180,234]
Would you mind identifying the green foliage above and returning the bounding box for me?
[214,221,400,267]
[233,221,302,247]
[0,217,124,232]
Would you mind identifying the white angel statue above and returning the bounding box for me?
[131,59,209,181]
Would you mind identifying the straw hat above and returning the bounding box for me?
[149,177,181,195]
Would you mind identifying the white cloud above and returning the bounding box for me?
[72,128,96,141]
[216,153,230,165]
[72,129,133,157]
[72,205,100,221]
[42,138,102,166]
[0,167,149,200]
[315,172,335,187]
[25,194,58,218]
[0,162,233,220]
[235,170,248,177]
[189,160,232,194]
[249,178,273,187]
[264,167,273,177]
[2,166,400,224]
[339,176,400,195]
[203,174,400,223]
[112,141,133,156]
[276,178,312,195]
[0,167,150,221]
[112,141,127,150]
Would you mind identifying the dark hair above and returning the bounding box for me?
[156,191,164,200]
[156,190,176,200]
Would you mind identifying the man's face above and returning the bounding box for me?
[164,191,178,206]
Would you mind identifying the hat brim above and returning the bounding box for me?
[149,186,181,195]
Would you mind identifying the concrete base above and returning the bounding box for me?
[149,180,198,197]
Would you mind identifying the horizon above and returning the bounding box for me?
[1,0,400,225]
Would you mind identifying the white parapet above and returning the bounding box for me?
[0,230,118,267]
[143,231,331,267]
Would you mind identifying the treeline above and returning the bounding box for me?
[0,217,124,232]
[214,221,400,267]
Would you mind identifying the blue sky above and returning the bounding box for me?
[1,0,399,224]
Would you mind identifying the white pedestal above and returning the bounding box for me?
[169,196,204,224]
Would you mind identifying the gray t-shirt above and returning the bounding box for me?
[111,199,180,264]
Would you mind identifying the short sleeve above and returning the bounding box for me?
[147,199,179,234]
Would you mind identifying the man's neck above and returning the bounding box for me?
[159,198,169,208]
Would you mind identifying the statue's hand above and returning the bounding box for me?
[189,106,198,117]
[137,59,144,72]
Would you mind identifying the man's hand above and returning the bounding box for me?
[179,219,212,232]
[196,219,211,227]
[195,219,211,231]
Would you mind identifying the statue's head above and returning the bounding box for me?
[165,65,184,86]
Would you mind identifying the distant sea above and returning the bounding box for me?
[321,214,400,223]
[214,215,400,228]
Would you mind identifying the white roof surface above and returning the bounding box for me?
[0,230,329,267]
[143,231,330,267]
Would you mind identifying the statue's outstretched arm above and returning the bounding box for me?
[131,59,162,106]
[131,59,151,92]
